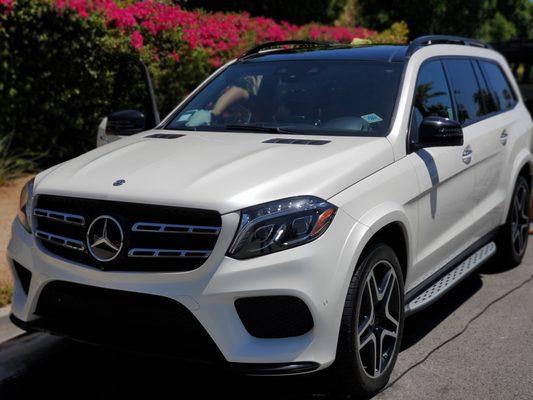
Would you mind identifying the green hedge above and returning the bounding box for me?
[1,1,111,162]
[0,0,406,165]
[0,1,209,163]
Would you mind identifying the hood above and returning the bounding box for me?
[36,130,394,214]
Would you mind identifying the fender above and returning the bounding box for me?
[340,204,413,292]
[359,204,413,266]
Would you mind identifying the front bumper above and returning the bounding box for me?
[7,208,369,372]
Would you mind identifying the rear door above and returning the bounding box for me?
[440,58,503,241]
[457,59,519,240]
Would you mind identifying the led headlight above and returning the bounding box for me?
[18,178,34,233]
[227,196,337,259]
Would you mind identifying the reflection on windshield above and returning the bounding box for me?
[166,60,403,136]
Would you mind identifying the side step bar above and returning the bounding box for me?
[405,242,496,316]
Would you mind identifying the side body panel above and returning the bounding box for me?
[337,44,533,293]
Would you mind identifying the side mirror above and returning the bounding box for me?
[106,109,146,136]
[411,116,463,149]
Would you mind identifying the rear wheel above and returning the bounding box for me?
[334,243,404,398]
[495,174,530,267]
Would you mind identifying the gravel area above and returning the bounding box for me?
[0,176,31,286]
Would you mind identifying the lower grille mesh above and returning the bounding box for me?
[35,281,224,360]
[235,296,314,338]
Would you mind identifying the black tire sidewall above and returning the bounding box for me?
[499,175,530,265]
[335,243,405,397]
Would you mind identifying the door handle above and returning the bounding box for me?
[462,145,473,165]
[500,129,508,145]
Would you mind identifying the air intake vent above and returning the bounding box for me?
[263,138,330,145]
[145,133,185,139]
[235,296,314,338]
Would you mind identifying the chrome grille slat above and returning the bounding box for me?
[128,248,212,258]
[132,222,221,235]
[35,230,86,252]
[33,195,222,272]
[34,208,85,226]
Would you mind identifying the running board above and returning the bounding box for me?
[405,242,496,315]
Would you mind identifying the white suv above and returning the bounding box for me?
[8,36,533,397]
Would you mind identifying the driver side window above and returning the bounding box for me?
[410,61,455,141]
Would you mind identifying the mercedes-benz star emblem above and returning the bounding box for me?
[86,215,124,262]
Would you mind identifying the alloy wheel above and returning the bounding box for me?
[356,260,401,379]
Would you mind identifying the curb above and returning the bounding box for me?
[0,305,25,344]
[0,305,10,319]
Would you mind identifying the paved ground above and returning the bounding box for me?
[0,240,532,399]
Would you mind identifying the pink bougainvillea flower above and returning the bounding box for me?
[130,30,143,50]
[0,0,13,13]
[169,52,180,62]
[47,0,376,63]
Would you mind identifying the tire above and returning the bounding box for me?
[333,243,405,398]
[495,174,530,267]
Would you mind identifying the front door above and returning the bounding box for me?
[408,59,477,289]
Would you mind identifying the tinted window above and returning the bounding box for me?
[443,59,484,125]
[479,61,517,111]
[413,61,454,119]
[472,61,499,114]
[410,60,454,140]
[166,60,403,137]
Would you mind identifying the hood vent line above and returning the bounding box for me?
[263,138,330,145]
[145,133,185,139]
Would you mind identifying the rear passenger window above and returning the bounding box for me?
[443,59,484,125]
[410,60,454,139]
[472,61,499,114]
[479,61,517,111]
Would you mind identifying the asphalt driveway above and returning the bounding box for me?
[0,239,532,399]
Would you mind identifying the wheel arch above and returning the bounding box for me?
[355,206,414,284]
[362,222,408,281]
[501,149,533,225]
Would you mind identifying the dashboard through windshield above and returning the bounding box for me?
[166,60,403,136]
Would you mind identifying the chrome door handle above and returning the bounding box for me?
[500,129,508,145]
[462,145,473,165]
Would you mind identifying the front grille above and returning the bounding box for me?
[33,195,222,272]
[35,281,224,361]
[235,296,314,338]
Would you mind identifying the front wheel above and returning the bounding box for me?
[495,174,530,267]
[334,243,404,398]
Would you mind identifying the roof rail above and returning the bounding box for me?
[239,40,334,59]
[406,35,492,56]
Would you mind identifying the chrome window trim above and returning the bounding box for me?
[34,208,85,226]
[35,230,86,252]
[132,222,221,235]
[128,248,212,258]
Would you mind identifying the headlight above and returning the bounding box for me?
[227,196,337,259]
[18,178,34,233]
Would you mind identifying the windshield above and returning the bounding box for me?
[166,60,403,136]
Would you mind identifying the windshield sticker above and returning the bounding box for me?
[447,107,454,120]
[177,110,196,122]
[361,113,383,124]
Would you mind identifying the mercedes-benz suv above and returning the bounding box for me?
[8,36,533,397]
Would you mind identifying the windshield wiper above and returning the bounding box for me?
[224,124,306,135]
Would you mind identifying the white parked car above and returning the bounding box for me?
[8,36,533,397]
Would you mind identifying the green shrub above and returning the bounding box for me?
[1,0,117,163]
[0,0,406,166]
[0,133,38,186]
